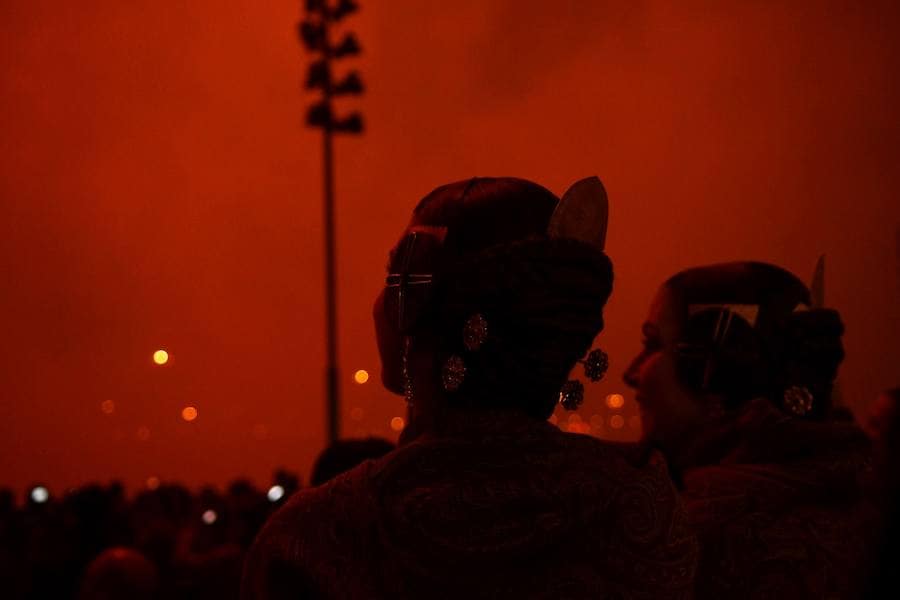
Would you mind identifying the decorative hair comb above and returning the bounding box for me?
[547,176,608,252]
[552,176,610,411]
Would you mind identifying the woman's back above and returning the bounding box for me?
[243,410,697,599]
[682,400,875,598]
[242,176,698,598]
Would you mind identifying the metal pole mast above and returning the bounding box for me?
[299,0,364,445]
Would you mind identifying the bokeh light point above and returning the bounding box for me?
[153,349,169,365]
[353,369,369,384]
[610,415,625,429]
[267,485,285,502]
[202,509,217,525]
[390,416,405,432]
[100,400,115,415]
[30,486,49,504]
[181,406,198,422]
[606,394,625,409]
[146,476,160,490]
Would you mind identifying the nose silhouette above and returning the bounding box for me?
[623,353,642,390]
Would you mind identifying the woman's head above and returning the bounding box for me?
[374,177,613,421]
[624,262,845,454]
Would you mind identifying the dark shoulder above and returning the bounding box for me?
[241,461,379,600]
[556,429,671,477]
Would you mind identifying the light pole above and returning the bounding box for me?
[298,0,364,444]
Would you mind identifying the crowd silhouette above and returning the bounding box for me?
[0,441,391,599]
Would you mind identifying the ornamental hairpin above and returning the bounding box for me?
[559,348,609,411]
[462,313,488,352]
[441,355,467,392]
[580,349,609,382]
[783,385,814,417]
[441,313,489,392]
[559,380,585,411]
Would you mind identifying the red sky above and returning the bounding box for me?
[2,0,899,493]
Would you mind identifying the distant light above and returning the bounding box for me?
[610,415,625,429]
[181,406,198,422]
[100,400,115,415]
[31,486,49,504]
[569,421,590,434]
[390,416,405,432]
[350,407,364,421]
[202,509,217,525]
[136,426,151,441]
[606,394,625,409]
[267,485,285,502]
[353,369,369,384]
[146,476,160,490]
[153,350,169,365]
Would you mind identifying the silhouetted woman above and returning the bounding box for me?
[625,262,876,599]
[242,177,697,599]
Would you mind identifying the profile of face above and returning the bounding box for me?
[374,286,407,396]
[623,285,706,454]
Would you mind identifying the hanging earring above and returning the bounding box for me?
[579,348,609,382]
[559,380,585,411]
[401,336,414,406]
[783,385,814,417]
[441,355,466,392]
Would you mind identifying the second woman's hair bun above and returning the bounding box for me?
[777,308,846,418]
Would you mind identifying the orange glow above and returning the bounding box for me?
[390,416,405,432]
[136,426,151,441]
[146,476,160,490]
[153,350,169,365]
[548,414,558,425]
[569,421,591,434]
[252,423,268,440]
[606,394,625,409]
[353,369,369,384]
[610,415,625,429]
[2,2,898,495]
[181,406,198,421]
[100,400,115,415]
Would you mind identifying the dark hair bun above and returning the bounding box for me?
[434,238,613,419]
[777,308,845,418]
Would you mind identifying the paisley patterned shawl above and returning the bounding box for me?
[681,399,878,599]
[242,410,698,599]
